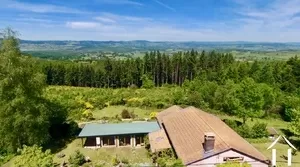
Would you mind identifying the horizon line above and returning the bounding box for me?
[19,39,300,44]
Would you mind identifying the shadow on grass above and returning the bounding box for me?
[278,128,300,152]
[280,128,294,137]
[44,121,82,154]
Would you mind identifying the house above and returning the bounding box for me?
[78,106,270,166]
[78,122,160,148]
[149,106,270,167]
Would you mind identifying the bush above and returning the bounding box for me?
[0,152,14,166]
[130,111,137,119]
[82,109,94,120]
[224,119,268,139]
[13,145,54,167]
[112,156,119,166]
[157,157,184,167]
[111,156,129,166]
[84,102,94,109]
[68,150,85,166]
[251,123,268,138]
[156,101,166,109]
[149,112,158,120]
[223,119,242,129]
[121,109,131,119]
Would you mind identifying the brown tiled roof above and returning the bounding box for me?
[149,129,171,152]
[156,105,182,126]
[162,106,268,165]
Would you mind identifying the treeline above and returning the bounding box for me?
[41,50,300,93]
[42,50,235,88]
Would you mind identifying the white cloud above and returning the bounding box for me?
[5,0,300,41]
[236,0,300,26]
[5,0,87,14]
[229,0,300,40]
[93,12,152,24]
[101,12,151,22]
[66,22,100,29]
[94,17,116,23]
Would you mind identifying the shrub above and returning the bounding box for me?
[84,102,94,109]
[149,112,158,120]
[13,145,54,167]
[157,157,184,167]
[111,156,129,166]
[130,111,137,119]
[121,109,131,119]
[126,97,143,107]
[156,101,166,109]
[223,119,239,129]
[68,121,81,137]
[82,109,94,120]
[68,150,85,166]
[112,156,119,166]
[101,116,110,120]
[0,152,14,166]
[224,119,268,139]
[237,124,252,138]
[141,75,154,89]
[251,123,268,138]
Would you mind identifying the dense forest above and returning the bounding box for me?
[42,50,299,92]
[41,49,300,125]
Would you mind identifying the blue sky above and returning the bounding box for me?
[1,0,300,41]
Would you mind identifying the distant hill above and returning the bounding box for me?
[20,40,300,52]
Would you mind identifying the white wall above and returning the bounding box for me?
[187,150,268,167]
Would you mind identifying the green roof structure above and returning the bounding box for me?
[78,122,160,137]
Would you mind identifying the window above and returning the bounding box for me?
[102,136,115,146]
[223,157,244,162]
[119,135,131,146]
[136,135,145,146]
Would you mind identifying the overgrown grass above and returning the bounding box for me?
[4,139,152,167]
[92,106,157,120]
[52,139,152,166]
[219,115,289,130]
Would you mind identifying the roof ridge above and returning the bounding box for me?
[194,108,267,160]
[190,107,231,149]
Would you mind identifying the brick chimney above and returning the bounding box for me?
[204,132,215,153]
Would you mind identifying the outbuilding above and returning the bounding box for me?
[78,122,160,149]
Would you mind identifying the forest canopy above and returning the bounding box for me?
[39,49,300,124]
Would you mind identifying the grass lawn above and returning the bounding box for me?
[219,114,288,130]
[220,114,300,166]
[53,139,152,167]
[4,139,152,167]
[251,141,300,166]
[92,106,157,120]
